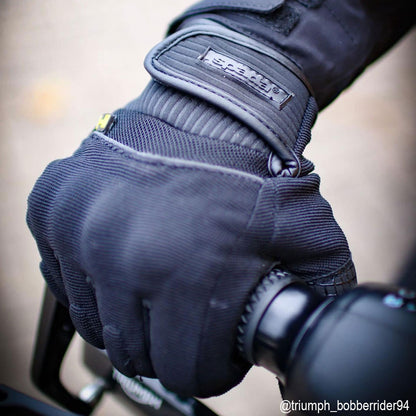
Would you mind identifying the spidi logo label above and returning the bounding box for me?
[199,48,293,109]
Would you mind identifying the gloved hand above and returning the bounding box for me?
[27,13,356,398]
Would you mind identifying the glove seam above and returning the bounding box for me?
[292,96,318,175]
[298,256,357,297]
[117,107,272,156]
[90,131,264,184]
[302,256,356,285]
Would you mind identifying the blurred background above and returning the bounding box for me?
[0,1,415,415]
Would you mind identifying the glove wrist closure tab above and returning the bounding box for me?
[145,20,315,177]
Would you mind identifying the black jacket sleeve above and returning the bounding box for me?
[170,0,415,109]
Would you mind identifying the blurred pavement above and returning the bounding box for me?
[0,2,415,415]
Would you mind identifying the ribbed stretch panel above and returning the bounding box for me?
[128,81,270,153]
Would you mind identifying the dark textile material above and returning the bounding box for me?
[109,109,271,177]
[27,5,361,398]
[172,0,415,109]
[27,115,355,397]
[128,81,270,153]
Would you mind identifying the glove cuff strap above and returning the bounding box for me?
[145,20,314,177]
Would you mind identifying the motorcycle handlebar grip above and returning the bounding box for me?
[238,269,416,407]
[237,269,325,380]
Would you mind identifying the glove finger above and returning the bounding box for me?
[39,257,68,307]
[27,169,69,305]
[36,238,68,306]
[94,284,155,378]
[58,259,104,349]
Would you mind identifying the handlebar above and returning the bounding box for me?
[238,269,416,408]
[238,270,324,380]
[28,269,416,415]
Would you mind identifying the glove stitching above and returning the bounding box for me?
[303,257,356,285]
[113,108,272,157]
[292,96,317,174]
[91,132,264,184]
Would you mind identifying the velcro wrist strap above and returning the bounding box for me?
[145,21,314,175]
[168,0,286,33]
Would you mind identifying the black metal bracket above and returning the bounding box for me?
[31,286,97,415]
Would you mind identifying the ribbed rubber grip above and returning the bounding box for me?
[236,268,296,364]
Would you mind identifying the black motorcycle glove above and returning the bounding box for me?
[26,2,363,398]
